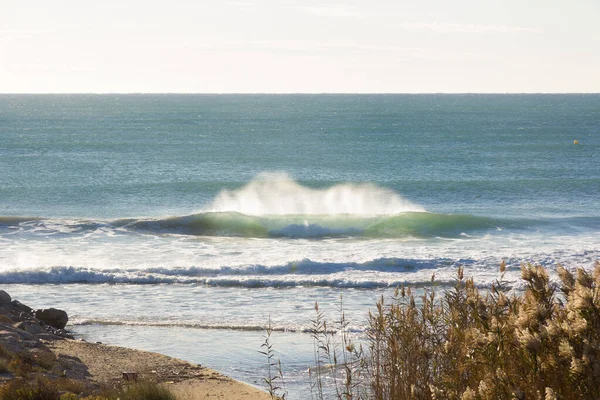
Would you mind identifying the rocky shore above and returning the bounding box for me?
[0,290,270,399]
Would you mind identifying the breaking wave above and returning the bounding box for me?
[206,172,425,215]
[0,256,539,288]
[2,212,519,239]
[120,211,510,238]
[0,175,573,238]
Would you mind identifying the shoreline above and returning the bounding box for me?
[48,339,271,400]
[0,290,271,399]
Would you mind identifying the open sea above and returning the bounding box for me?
[1,94,599,397]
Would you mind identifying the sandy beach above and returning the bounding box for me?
[0,290,270,399]
[48,339,271,400]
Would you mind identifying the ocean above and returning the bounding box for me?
[1,94,599,397]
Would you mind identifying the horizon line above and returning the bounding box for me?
[1,92,599,95]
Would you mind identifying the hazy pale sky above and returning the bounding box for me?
[1,0,599,93]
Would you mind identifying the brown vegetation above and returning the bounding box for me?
[286,262,600,400]
[366,262,600,399]
[0,377,175,400]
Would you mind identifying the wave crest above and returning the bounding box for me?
[206,172,425,215]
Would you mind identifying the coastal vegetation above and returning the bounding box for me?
[268,262,600,400]
[0,377,175,400]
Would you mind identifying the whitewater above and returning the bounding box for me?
[1,94,599,397]
[3,172,598,288]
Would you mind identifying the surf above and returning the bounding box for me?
[2,175,596,239]
[4,211,509,239]
[205,172,426,215]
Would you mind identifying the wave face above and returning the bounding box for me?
[1,211,514,239]
[121,211,509,238]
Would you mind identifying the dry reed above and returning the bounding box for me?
[365,261,600,400]
[277,261,600,399]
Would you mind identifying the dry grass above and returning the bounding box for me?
[4,349,57,378]
[0,377,60,400]
[365,261,600,400]
[54,377,87,395]
[283,261,600,399]
[115,381,177,400]
[260,316,287,399]
[0,378,176,400]
[307,300,366,400]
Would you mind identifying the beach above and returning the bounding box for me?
[0,290,270,399]
[48,340,270,400]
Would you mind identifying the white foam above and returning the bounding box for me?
[206,172,425,215]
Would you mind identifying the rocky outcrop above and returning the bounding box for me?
[0,292,75,388]
[13,320,43,335]
[0,293,71,338]
[0,321,39,353]
[11,299,33,315]
[0,290,11,305]
[35,308,69,330]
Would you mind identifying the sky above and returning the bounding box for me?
[1,0,599,93]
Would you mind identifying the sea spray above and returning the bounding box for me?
[205,172,426,215]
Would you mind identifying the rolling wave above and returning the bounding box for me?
[0,256,525,287]
[3,174,592,238]
[118,211,505,238]
[2,211,520,239]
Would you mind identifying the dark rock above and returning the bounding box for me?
[14,321,43,335]
[55,354,93,383]
[12,300,33,314]
[0,322,38,352]
[62,331,74,339]
[18,312,32,321]
[34,308,68,330]
[0,290,11,305]
[44,326,73,339]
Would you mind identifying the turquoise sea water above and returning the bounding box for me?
[1,94,599,397]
